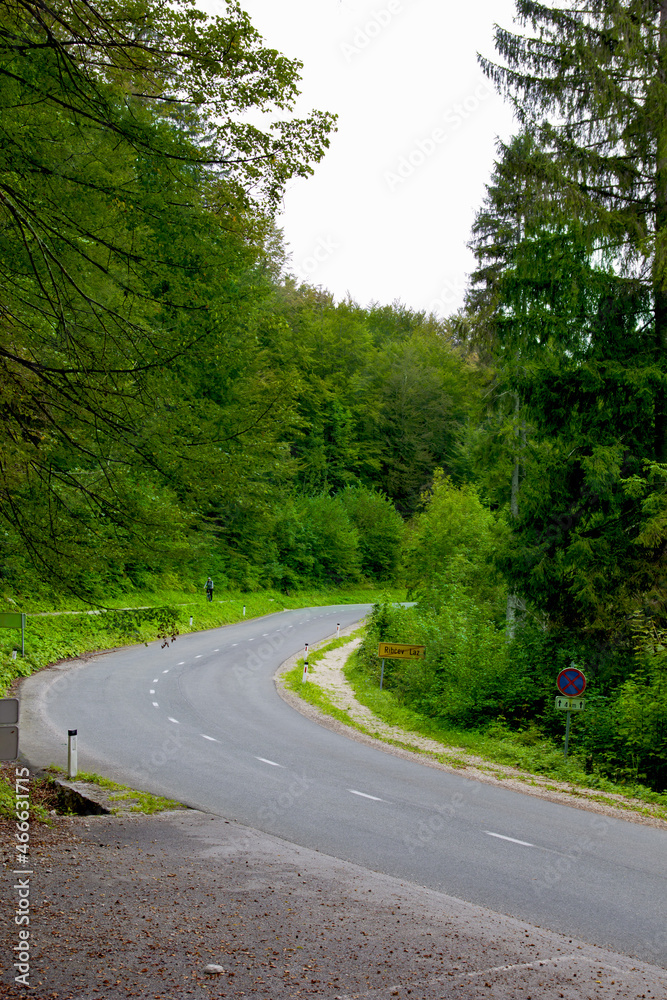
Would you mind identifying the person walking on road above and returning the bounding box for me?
[205,577,214,602]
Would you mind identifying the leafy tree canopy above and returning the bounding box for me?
[0,0,335,594]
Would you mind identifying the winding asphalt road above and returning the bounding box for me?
[18,604,667,969]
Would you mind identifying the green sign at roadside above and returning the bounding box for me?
[0,613,22,628]
[0,612,25,656]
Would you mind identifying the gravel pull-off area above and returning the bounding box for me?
[2,809,667,1000]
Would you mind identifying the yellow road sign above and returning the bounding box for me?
[378,642,425,660]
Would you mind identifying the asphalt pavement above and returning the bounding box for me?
[17,604,667,970]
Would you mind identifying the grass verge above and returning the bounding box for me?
[48,767,186,815]
[0,763,187,823]
[282,630,368,729]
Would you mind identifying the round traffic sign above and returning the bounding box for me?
[556,667,586,696]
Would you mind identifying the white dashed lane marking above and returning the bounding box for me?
[255,757,283,767]
[201,734,218,742]
[153,678,159,683]
[349,789,385,802]
[149,689,155,694]
[152,702,159,708]
[163,670,169,673]
[485,831,535,847]
[168,717,180,724]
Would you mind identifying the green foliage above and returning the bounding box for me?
[475,226,661,642]
[283,631,667,812]
[402,470,506,610]
[480,1,667,460]
[283,657,360,729]
[0,765,53,823]
[0,0,334,596]
[270,489,404,591]
[357,595,509,727]
[278,494,362,587]
[339,486,404,581]
[598,614,667,788]
[266,284,481,513]
[1,3,476,603]
[373,331,482,513]
[68,771,185,815]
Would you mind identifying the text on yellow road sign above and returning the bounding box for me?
[378,642,425,660]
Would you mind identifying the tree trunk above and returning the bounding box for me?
[506,393,525,637]
[654,1,667,462]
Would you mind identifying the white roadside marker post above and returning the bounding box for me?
[67,729,78,779]
[243,605,246,617]
[302,642,309,683]
[336,623,340,638]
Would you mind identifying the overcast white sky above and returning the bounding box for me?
[208,0,519,318]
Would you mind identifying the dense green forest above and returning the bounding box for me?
[1,1,666,792]
[0,0,479,600]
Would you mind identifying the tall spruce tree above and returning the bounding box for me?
[479,0,667,460]
[468,128,658,644]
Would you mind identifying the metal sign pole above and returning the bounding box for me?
[380,658,385,690]
[564,710,571,758]
[21,613,25,656]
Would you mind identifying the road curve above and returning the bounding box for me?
[18,604,667,968]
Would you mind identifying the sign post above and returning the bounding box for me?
[377,642,425,690]
[555,666,587,757]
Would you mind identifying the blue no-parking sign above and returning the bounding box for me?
[556,667,586,697]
